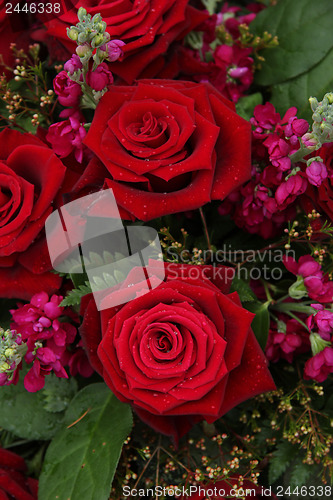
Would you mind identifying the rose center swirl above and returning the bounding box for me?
[143,322,183,361]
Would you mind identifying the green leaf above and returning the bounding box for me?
[245,301,270,350]
[270,46,333,121]
[42,375,78,413]
[289,460,313,490]
[38,383,133,500]
[251,0,333,86]
[230,277,257,303]
[0,368,66,440]
[60,282,92,307]
[269,441,298,484]
[235,93,263,121]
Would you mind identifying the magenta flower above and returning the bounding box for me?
[275,174,307,208]
[64,54,82,75]
[284,255,333,303]
[9,292,78,392]
[54,70,82,107]
[250,102,281,134]
[266,318,310,364]
[46,113,87,163]
[306,160,328,187]
[285,116,309,138]
[304,347,333,382]
[101,39,126,62]
[86,63,114,92]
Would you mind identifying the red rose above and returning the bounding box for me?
[80,263,275,442]
[79,80,251,220]
[0,129,66,299]
[181,477,277,499]
[38,0,207,83]
[0,447,38,499]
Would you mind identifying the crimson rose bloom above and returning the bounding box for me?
[80,263,275,442]
[0,129,66,299]
[38,0,207,83]
[80,80,251,220]
[0,447,38,499]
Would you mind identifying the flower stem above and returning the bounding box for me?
[199,207,212,251]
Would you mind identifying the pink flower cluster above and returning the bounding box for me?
[266,255,333,382]
[266,317,310,364]
[3,292,93,392]
[304,306,333,382]
[49,41,123,163]
[189,2,264,102]
[284,255,333,303]
[218,103,320,238]
[46,110,87,163]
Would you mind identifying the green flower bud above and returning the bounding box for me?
[310,333,331,356]
[78,32,89,44]
[95,21,107,33]
[288,275,307,300]
[76,43,91,57]
[0,361,11,373]
[309,97,319,113]
[91,34,105,48]
[78,7,87,21]
[67,28,79,41]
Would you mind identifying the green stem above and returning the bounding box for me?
[282,310,309,331]
[289,143,315,164]
[262,280,273,303]
[199,207,212,251]
[272,303,316,315]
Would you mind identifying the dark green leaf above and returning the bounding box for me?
[245,301,270,350]
[230,277,257,303]
[38,383,133,500]
[42,375,78,413]
[270,46,333,121]
[0,368,66,440]
[251,0,333,86]
[269,441,298,484]
[289,460,313,490]
[61,282,92,307]
[235,93,263,121]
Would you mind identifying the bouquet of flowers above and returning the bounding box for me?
[0,1,333,499]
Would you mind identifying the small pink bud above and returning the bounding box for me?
[306,160,328,187]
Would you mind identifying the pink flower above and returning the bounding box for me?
[266,319,310,363]
[264,135,291,171]
[315,310,333,335]
[250,102,281,135]
[213,45,253,102]
[101,39,126,62]
[86,63,113,92]
[306,160,328,187]
[304,347,333,382]
[64,54,82,75]
[283,256,333,303]
[285,116,309,138]
[53,70,82,107]
[275,174,307,208]
[46,113,87,163]
[9,292,78,392]
[302,132,318,148]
